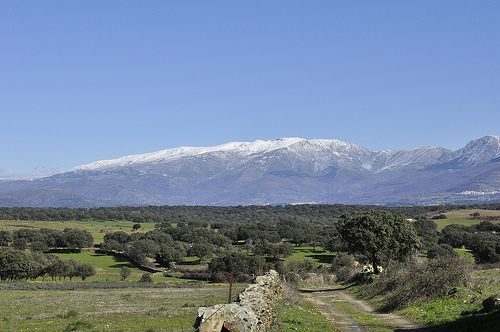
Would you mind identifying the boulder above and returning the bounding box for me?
[482,295,500,312]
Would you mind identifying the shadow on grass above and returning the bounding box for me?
[109,263,135,269]
[426,309,500,332]
[306,253,335,264]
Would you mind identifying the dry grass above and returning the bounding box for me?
[0,283,247,331]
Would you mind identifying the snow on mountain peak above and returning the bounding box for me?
[69,138,306,172]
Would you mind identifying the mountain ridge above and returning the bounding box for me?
[1,135,499,207]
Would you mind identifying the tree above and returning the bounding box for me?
[188,241,215,264]
[0,230,13,246]
[132,223,142,231]
[120,266,132,281]
[75,262,96,281]
[414,218,439,250]
[337,210,420,274]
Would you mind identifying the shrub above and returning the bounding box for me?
[362,255,474,310]
[140,273,153,283]
[330,252,359,282]
[427,244,459,259]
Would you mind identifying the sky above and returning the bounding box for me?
[1,1,499,178]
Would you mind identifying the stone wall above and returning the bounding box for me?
[193,270,282,332]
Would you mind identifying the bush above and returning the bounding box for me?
[330,252,359,282]
[140,273,153,283]
[362,255,474,310]
[427,244,458,259]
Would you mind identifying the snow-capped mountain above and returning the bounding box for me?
[1,136,499,207]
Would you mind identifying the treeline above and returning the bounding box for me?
[0,247,95,281]
[1,203,500,223]
[0,228,93,252]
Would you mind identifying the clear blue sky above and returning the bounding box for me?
[1,1,499,178]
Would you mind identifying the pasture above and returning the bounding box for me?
[0,284,247,332]
[432,209,500,230]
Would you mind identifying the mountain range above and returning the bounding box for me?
[1,135,499,207]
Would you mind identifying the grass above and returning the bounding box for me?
[287,246,335,266]
[432,209,500,230]
[0,284,247,332]
[51,252,147,281]
[332,300,393,332]
[269,299,339,332]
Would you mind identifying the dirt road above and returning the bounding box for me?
[300,286,432,332]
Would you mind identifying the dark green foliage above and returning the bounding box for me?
[120,266,131,280]
[337,210,421,273]
[440,224,472,248]
[2,203,499,224]
[124,239,160,265]
[3,227,94,251]
[0,230,13,246]
[0,249,95,282]
[208,250,265,276]
[427,244,459,259]
[253,241,294,260]
[468,234,500,263]
[74,261,96,281]
[140,273,153,283]
[414,218,439,250]
[0,247,35,281]
[440,222,500,263]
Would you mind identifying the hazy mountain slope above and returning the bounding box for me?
[0,135,498,207]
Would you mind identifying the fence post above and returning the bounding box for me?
[227,271,234,304]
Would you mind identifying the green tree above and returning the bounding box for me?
[120,266,132,281]
[75,262,96,281]
[337,210,420,274]
[0,230,13,246]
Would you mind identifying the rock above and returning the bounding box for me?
[482,295,500,312]
[194,270,282,332]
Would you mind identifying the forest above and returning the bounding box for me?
[1,203,500,283]
[1,202,500,223]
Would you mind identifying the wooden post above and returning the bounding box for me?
[227,271,234,304]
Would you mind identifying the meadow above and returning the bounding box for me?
[0,284,247,332]
[433,209,500,229]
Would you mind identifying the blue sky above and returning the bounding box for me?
[1,1,499,177]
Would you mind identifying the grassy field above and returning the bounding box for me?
[51,252,159,281]
[0,284,247,332]
[433,209,500,230]
[286,246,335,266]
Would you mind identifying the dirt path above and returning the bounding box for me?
[300,286,432,332]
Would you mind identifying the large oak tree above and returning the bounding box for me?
[337,210,420,273]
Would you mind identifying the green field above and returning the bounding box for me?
[286,246,334,265]
[433,209,500,230]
